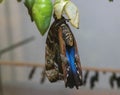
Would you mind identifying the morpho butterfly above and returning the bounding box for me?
[45,14,83,89]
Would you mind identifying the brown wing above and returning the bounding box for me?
[45,17,65,82]
[45,20,60,82]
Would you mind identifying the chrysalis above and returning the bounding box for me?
[24,0,35,21]
[24,0,53,35]
[32,0,53,35]
[45,14,82,89]
[54,0,79,28]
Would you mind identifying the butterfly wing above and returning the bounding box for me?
[45,20,59,82]
[45,18,64,82]
[58,22,83,89]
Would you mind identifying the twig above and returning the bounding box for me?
[0,61,120,73]
[0,61,44,68]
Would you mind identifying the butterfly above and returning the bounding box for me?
[45,14,83,89]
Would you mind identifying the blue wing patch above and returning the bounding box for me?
[65,46,82,89]
[66,47,77,74]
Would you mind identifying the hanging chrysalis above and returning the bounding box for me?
[24,0,35,21]
[54,0,79,28]
[32,0,53,35]
[24,0,53,35]
[45,14,82,89]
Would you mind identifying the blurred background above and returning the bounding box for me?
[0,0,120,95]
